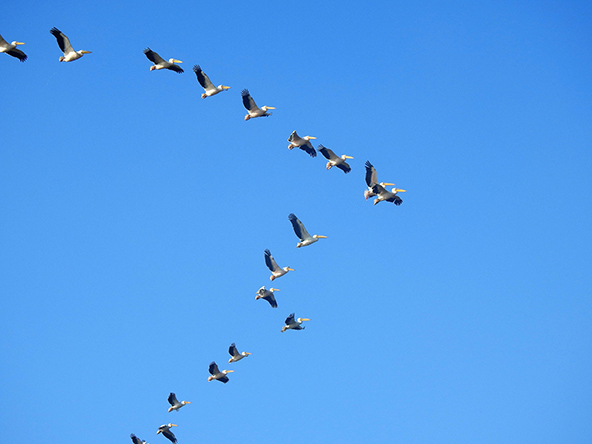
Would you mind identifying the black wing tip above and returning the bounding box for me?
[288,213,297,220]
[50,27,61,35]
[143,47,152,53]
[230,342,236,347]
[271,300,278,308]
[193,64,201,72]
[241,89,250,96]
[365,160,373,168]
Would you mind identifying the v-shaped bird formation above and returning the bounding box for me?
[3,25,407,443]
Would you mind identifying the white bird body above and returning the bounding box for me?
[281,313,310,332]
[144,48,183,73]
[241,89,275,120]
[193,65,230,98]
[364,161,395,199]
[50,28,91,62]
[228,343,252,363]
[372,184,406,205]
[288,213,327,248]
[287,131,317,157]
[264,249,293,281]
[167,393,190,412]
[318,145,353,173]
[0,34,26,61]
[156,424,177,444]
[208,361,234,383]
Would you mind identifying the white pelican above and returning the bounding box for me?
[131,434,148,444]
[364,161,394,200]
[167,392,190,412]
[287,131,317,157]
[281,313,310,332]
[156,424,177,444]
[371,183,406,205]
[144,48,183,73]
[256,286,280,308]
[264,249,293,281]
[0,33,26,62]
[241,89,275,120]
[208,361,234,383]
[228,343,252,363]
[288,213,327,248]
[318,145,353,173]
[50,28,91,62]
[193,65,230,98]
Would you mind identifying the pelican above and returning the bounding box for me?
[318,145,353,173]
[167,392,190,412]
[288,213,327,248]
[50,28,91,62]
[228,343,252,363]
[264,249,293,281]
[287,131,317,157]
[0,34,26,62]
[281,313,310,332]
[156,424,177,444]
[256,286,280,308]
[208,361,234,383]
[371,183,406,205]
[144,48,183,73]
[193,65,229,98]
[131,434,148,444]
[364,161,394,200]
[241,89,275,120]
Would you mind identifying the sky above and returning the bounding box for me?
[1,1,591,443]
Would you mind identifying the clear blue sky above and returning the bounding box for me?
[1,1,591,443]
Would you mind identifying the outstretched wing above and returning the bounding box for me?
[50,28,73,54]
[7,47,27,62]
[365,161,377,187]
[391,195,403,206]
[229,343,239,357]
[143,48,165,65]
[264,249,279,272]
[167,63,183,73]
[130,434,143,444]
[318,145,338,161]
[287,130,298,142]
[241,89,258,111]
[162,429,177,443]
[209,361,220,376]
[336,162,351,174]
[193,65,213,88]
[285,313,295,325]
[288,213,311,241]
[168,392,178,407]
[264,294,278,308]
[300,143,317,157]
[218,375,229,383]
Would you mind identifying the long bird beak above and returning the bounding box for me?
[344,155,354,159]
[223,86,231,90]
[308,136,317,139]
[172,59,182,63]
[225,370,235,373]
[16,42,25,45]
[383,183,395,186]
[185,401,191,404]
[171,424,178,427]
[245,352,252,355]
[287,267,295,271]
[300,318,311,321]
[395,189,406,192]
[80,50,92,54]
[316,235,328,238]
[266,106,276,109]
[271,288,280,292]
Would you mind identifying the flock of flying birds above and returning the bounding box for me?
[3,27,408,443]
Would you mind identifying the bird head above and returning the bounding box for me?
[341,155,354,160]
[168,58,182,64]
[284,266,294,272]
[270,288,280,293]
[313,235,327,240]
[219,85,231,91]
[12,41,25,46]
[392,188,406,194]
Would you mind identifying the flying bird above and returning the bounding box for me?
[256,286,280,308]
[208,361,234,383]
[318,145,353,173]
[156,424,177,444]
[144,48,183,73]
[281,313,310,332]
[288,213,327,248]
[364,161,394,200]
[0,33,26,61]
[241,89,275,120]
[193,65,230,98]
[264,249,293,281]
[50,28,91,62]
[371,183,406,205]
[167,392,191,412]
[287,131,317,157]
[131,434,148,444]
[228,343,252,363]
